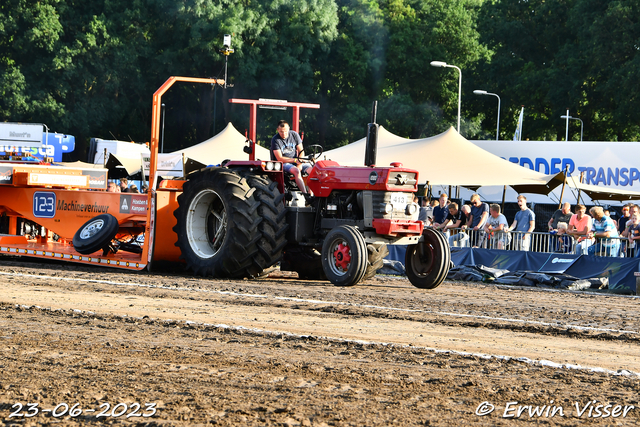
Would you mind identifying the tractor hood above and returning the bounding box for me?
[306,160,419,197]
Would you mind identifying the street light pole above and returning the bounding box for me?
[560,112,584,141]
[473,90,501,140]
[431,61,461,133]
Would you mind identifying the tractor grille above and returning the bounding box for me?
[386,172,418,191]
[371,191,418,220]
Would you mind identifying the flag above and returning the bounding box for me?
[513,107,524,141]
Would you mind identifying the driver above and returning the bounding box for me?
[270,120,312,195]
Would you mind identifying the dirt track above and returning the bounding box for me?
[1,257,640,426]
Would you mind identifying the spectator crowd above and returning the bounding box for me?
[417,193,639,258]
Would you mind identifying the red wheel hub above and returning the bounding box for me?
[333,243,351,271]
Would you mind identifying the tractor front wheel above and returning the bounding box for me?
[405,228,451,289]
[321,225,368,287]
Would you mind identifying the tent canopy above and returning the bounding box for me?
[96,123,272,178]
[174,122,271,164]
[324,127,565,195]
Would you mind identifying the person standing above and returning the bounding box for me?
[567,204,593,255]
[587,206,620,257]
[432,193,450,234]
[119,178,130,193]
[484,204,510,250]
[547,202,572,252]
[626,213,640,257]
[618,204,632,256]
[444,203,471,247]
[509,195,536,251]
[468,194,489,248]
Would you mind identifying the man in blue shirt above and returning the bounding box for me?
[588,206,620,257]
[432,193,450,235]
[509,194,535,251]
[468,193,489,247]
[271,120,311,195]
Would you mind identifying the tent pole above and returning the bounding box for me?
[558,165,568,209]
[577,171,585,204]
[501,185,506,212]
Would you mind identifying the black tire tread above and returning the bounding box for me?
[172,167,263,279]
[72,214,119,255]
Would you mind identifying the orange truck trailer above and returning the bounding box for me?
[0,77,450,289]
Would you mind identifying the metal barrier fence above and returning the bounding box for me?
[443,228,633,258]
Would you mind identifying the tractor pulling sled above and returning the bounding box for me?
[0,77,450,289]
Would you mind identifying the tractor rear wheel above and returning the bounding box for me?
[321,225,368,287]
[242,174,288,270]
[405,228,451,289]
[173,168,263,278]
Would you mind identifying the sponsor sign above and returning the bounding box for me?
[538,253,580,274]
[142,153,183,176]
[28,173,89,187]
[0,123,43,146]
[0,166,13,184]
[33,191,57,218]
[83,169,108,189]
[472,140,640,190]
[56,198,110,214]
[119,194,148,214]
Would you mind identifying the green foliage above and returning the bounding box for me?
[3,0,640,160]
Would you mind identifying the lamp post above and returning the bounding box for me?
[473,90,501,140]
[560,111,584,141]
[431,61,461,133]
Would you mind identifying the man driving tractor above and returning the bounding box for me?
[270,119,312,196]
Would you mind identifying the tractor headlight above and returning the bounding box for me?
[406,203,418,215]
[380,203,393,214]
[265,162,275,171]
[274,162,282,171]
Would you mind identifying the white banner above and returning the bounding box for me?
[142,153,184,176]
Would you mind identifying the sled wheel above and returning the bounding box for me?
[322,225,368,287]
[281,246,327,280]
[72,214,119,255]
[405,228,451,289]
[173,168,263,278]
[362,243,389,280]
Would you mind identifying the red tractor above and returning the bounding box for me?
[0,77,450,289]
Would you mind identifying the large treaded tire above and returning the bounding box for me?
[362,243,389,280]
[72,214,119,255]
[321,225,368,287]
[242,174,289,270]
[173,168,263,278]
[405,228,451,289]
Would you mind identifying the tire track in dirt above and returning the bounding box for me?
[1,265,639,375]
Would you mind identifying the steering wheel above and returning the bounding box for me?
[297,144,324,165]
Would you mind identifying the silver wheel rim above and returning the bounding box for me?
[80,219,105,239]
[186,189,226,259]
[327,237,351,277]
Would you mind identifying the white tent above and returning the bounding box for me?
[173,122,270,164]
[324,127,640,201]
[324,127,564,194]
[107,122,272,177]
